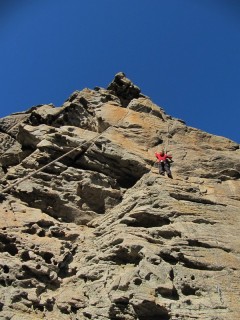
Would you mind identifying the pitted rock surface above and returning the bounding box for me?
[0,73,239,319]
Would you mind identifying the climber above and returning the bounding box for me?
[155,150,173,178]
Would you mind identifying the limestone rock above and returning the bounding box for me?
[0,73,239,319]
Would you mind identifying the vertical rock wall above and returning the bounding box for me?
[0,73,239,319]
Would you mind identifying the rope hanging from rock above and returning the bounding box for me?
[0,105,138,196]
[0,103,176,196]
[164,118,178,153]
[0,130,106,195]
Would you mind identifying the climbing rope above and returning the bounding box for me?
[164,123,170,153]
[164,118,179,153]
[0,130,106,195]
[0,105,179,196]
[0,103,139,196]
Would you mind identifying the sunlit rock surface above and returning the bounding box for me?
[0,73,239,319]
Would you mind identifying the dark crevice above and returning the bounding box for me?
[117,176,139,189]
[155,286,179,300]
[4,243,19,256]
[105,247,142,266]
[83,312,92,319]
[159,251,178,265]
[110,254,142,266]
[125,214,171,228]
[151,229,181,240]
[37,220,55,228]
[160,248,225,271]
[11,291,28,303]
[0,233,14,244]
[181,284,198,296]
[22,227,36,235]
[182,257,225,271]
[32,301,54,312]
[37,229,46,237]
[0,280,6,287]
[187,239,231,253]
[131,300,170,320]
[169,269,174,281]
[2,166,8,174]
[3,265,10,273]
[192,218,216,225]
[58,246,77,278]
[169,192,225,206]
[40,252,54,264]
[75,152,145,190]
[109,302,130,320]
[133,278,142,286]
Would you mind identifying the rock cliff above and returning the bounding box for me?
[0,72,239,320]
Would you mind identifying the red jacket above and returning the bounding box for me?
[155,152,172,162]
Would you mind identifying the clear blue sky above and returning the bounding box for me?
[1,0,239,143]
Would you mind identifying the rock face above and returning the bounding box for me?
[0,72,239,320]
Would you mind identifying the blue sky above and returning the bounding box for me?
[1,0,239,143]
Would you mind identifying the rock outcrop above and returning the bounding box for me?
[0,72,239,320]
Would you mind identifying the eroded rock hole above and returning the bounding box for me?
[182,258,223,271]
[181,284,198,296]
[34,305,44,312]
[133,278,142,286]
[109,247,142,266]
[37,229,46,237]
[155,286,179,300]
[70,306,79,314]
[5,243,18,256]
[169,269,174,281]
[0,233,12,244]
[3,265,9,273]
[109,301,130,320]
[37,220,55,228]
[21,251,31,261]
[11,291,27,303]
[42,252,54,264]
[22,224,39,235]
[83,312,92,319]
[132,300,170,320]
[126,213,171,228]
[192,218,216,225]
[117,176,139,189]
[0,280,6,287]
[159,251,178,265]
[32,301,54,312]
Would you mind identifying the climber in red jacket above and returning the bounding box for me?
[155,150,173,178]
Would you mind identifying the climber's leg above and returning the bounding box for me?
[164,161,173,178]
[159,162,165,175]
